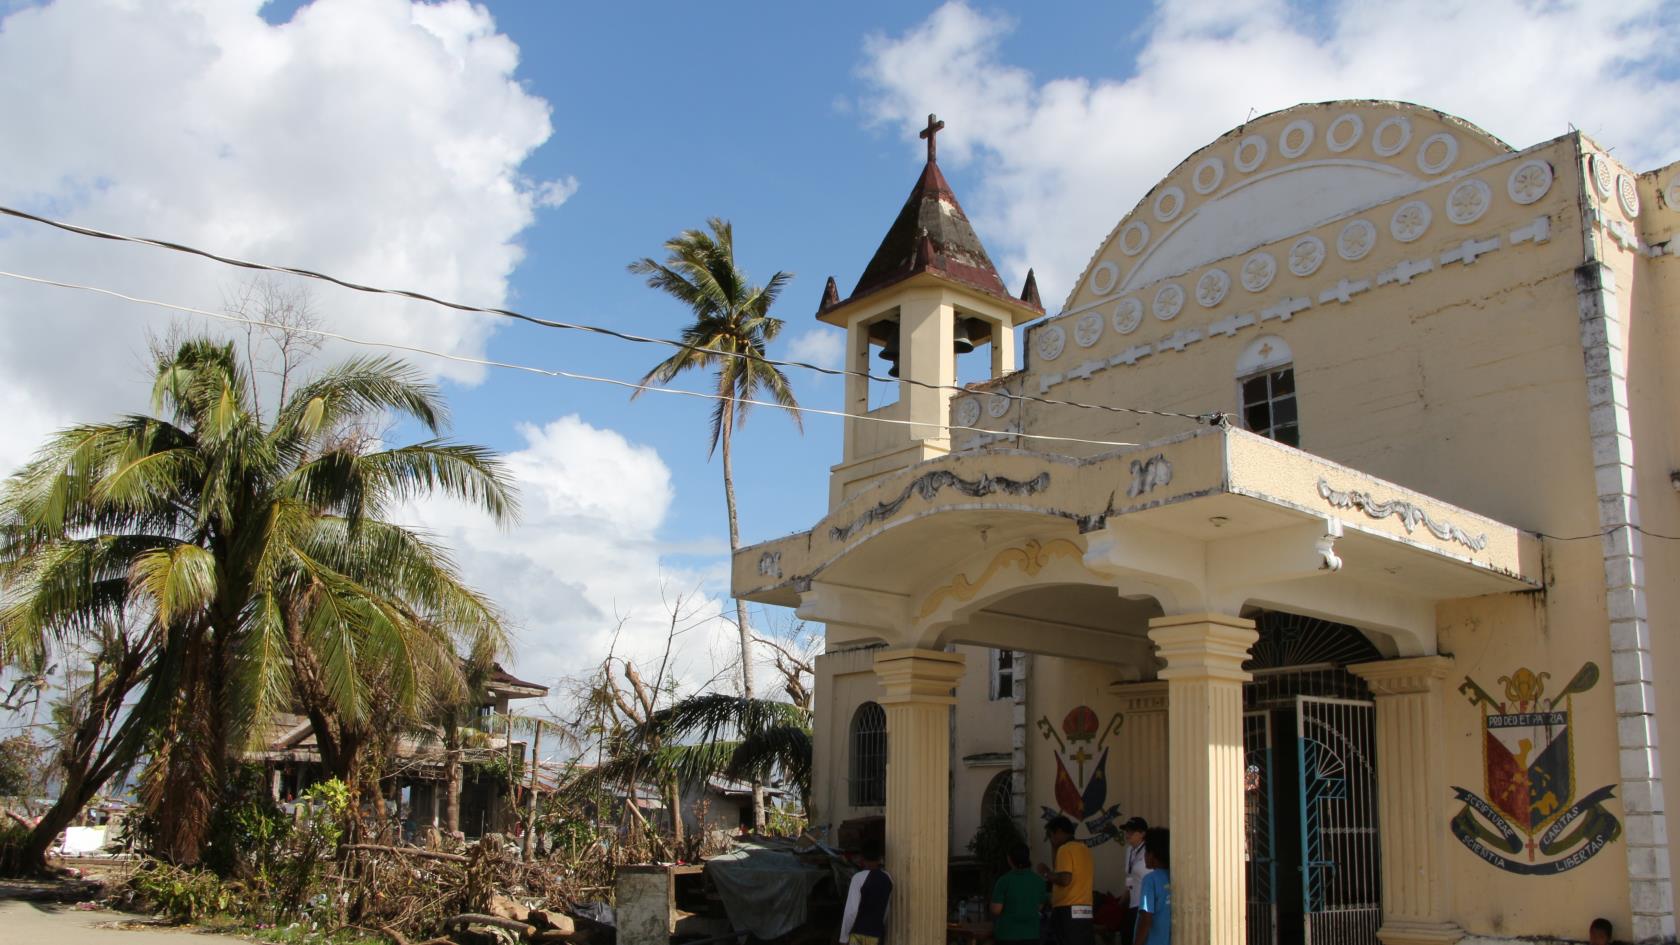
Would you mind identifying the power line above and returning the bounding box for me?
[0,269,1144,451]
[0,203,1222,426]
[1538,524,1680,543]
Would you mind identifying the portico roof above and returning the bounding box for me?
[734,426,1541,624]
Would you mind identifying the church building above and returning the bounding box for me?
[733,100,1680,945]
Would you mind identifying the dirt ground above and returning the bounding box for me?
[0,900,254,943]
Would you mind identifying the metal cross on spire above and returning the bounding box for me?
[920,113,945,163]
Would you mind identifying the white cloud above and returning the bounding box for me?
[857,0,1680,308]
[407,416,742,708]
[0,0,570,473]
[784,326,846,371]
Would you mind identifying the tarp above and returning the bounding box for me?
[705,842,833,940]
[60,826,106,856]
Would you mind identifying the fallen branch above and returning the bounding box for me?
[344,843,470,864]
[447,913,538,937]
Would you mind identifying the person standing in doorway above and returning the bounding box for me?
[1037,816,1094,945]
[839,840,893,945]
[991,843,1048,945]
[1119,818,1151,945]
[1132,829,1171,945]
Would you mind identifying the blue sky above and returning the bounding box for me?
[1,0,1676,695]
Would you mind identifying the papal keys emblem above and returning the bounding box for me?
[1451,662,1622,874]
[1038,705,1124,845]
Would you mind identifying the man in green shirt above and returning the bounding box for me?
[990,843,1047,945]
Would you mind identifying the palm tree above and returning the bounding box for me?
[566,692,813,823]
[628,218,800,827]
[0,337,514,867]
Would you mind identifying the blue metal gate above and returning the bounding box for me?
[1295,697,1380,945]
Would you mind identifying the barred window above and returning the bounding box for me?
[981,770,1013,822]
[849,702,887,807]
[989,649,1015,701]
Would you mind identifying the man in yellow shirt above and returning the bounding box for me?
[1037,816,1094,945]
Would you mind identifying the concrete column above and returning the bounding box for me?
[875,648,966,945]
[1349,656,1462,945]
[1148,613,1257,945]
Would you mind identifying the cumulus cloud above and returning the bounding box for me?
[784,327,846,372]
[404,416,741,707]
[857,0,1680,307]
[0,0,569,473]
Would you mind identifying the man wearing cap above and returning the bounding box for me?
[1037,816,1094,945]
[1119,818,1151,945]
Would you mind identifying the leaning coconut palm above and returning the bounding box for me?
[629,218,800,827]
[0,337,514,867]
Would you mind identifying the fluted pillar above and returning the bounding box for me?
[1349,656,1462,945]
[1148,613,1256,945]
[875,648,966,945]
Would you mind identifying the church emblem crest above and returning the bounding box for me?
[1450,661,1621,874]
[1037,705,1124,846]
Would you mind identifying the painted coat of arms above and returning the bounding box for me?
[1451,662,1622,874]
[1038,706,1124,846]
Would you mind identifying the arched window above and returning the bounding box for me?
[1236,335,1299,446]
[981,770,1013,823]
[849,702,887,807]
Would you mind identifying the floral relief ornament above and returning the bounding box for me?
[1338,219,1377,261]
[955,397,982,427]
[1591,153,1616,199]
[1074,311,1105,348]
[1196,269,1230,308]
[1617,174,1640,218]
[1153,284,1185,321]
[986,393,1011,418]
[1507,160,1553,205]
[1390,201,1432,242]
[1289,236,1326,276]
[1446,179,1492,225]
[1036,325,1066,362]
[1112,297,1144,335]
[1241,252,1277,292]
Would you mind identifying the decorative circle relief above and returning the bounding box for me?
[1112,297,1144,335]
[1326,113,1363,153]
[1618,174,1640,218]
[1508,159,1553,205]
[1446,179,1491,225]
[1666,178,1680,212]
[1153,186,1186,223]
[1196,268,1230,308]
[986,393,1012,418]
[1591,154,1615,199]
[1416,133,1459,175]
[1241,252,1277,292]
[1372,116,1413,157]
[1390,200,1432,242]
[1153,284,1185,321]
[1088,260,1120,296]
[1074,311,1105,348]
[1119,220,1150,256]
[1279,119,1315,158]
[1288,236,1326,276]
[1193,157,1225,195]
[955,397,982,427]
[1234,135,1268,172]
[1338,219,1377,260]
[1036,325,1066,361]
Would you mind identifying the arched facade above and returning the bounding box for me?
[738,99,1680,945]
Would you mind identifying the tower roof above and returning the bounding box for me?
[822,115,1042,320]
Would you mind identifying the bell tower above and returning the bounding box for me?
[818,115,1043,508]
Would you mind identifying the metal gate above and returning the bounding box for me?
[1295,697,1381,945]
[1243,712,1278,945]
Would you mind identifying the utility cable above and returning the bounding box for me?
[1537,524,1680,542]
[0,269,1143,451]
[0,204,1223,425]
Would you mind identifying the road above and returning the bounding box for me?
[0,901,254,943]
